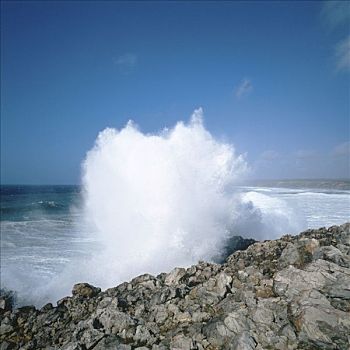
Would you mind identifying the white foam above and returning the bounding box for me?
[79,109,303,290]
[2,109,308,307]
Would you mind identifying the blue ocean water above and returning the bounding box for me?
[1,185,79,221]
[0,186,98,305]
[1,182,349,306]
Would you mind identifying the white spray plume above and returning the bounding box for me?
[3,109,305,307]
[80,108,302,288]
[82,109,245,278]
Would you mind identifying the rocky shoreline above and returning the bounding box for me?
[1,223,349,350]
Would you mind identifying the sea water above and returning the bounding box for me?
[0,185,97,305]
[1,182,349,306]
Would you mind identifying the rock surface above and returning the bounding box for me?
[1,223,349,349]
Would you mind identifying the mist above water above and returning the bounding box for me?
[80,109,303,288]
[1,109,306,307]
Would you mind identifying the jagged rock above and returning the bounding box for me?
[170,334,194,350]
[164,267,186,286]
[314,245,350,268]
[1,223,349,349]
[278,242,301,268]
[72,283,101,298]
[93,336,131,350]
[0,290,15,313]
[95,303,135,335]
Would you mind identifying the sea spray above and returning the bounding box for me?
[82,109,246,276]
[1,109,305,307]
[80,108,303,288]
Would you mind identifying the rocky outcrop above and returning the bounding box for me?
[1,223,349,350]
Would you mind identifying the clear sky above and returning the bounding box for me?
[1,1,349,184]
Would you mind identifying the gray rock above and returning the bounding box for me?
[314,245,350,267]
[164,267,186,286]
[170,334,193,350]
[72,283,101,298]
[0,290,15,312]
[278,242,300,268]
[1,223,349,350]
[97,306,135,335]
[0,341,12,350]
[93,335,132,350]
[223,313,249,334]
[134,324,155,346]
[231,331,256,350]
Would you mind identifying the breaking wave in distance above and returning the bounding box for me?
[81,109,304,288]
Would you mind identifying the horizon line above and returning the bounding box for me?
[1,178,350,187]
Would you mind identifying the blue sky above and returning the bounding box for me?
[1,1,349,184]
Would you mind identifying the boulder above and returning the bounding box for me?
[72,283,101,298]
[0,290,15,312]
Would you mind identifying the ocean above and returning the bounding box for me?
[0,185,97,306]
[1,181,349,307]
